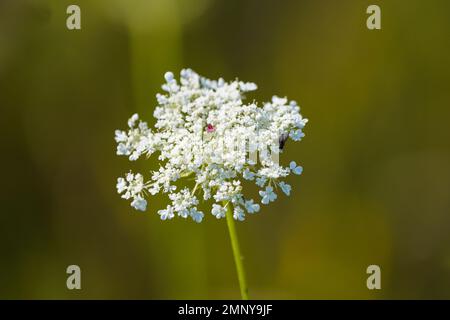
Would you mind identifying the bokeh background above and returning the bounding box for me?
[1,0,449,299]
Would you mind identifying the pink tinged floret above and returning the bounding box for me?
[206,124,215,133]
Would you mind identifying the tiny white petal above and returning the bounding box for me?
[131,196,147,211]
[164,71,174,82]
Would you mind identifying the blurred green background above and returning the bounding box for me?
[1,0,449,299]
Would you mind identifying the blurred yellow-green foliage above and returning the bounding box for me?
[1,0,449,299]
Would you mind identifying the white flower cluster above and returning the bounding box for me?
[115,69,308,222]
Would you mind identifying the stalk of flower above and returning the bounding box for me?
[115,69,308,299]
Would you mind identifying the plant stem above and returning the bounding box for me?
[224,202,249,300]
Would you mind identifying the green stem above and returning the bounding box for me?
[224,202,249,300]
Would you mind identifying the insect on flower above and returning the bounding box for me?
[278,132,289,150]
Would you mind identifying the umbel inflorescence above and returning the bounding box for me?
[115,69,308,222]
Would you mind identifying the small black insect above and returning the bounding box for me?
[278,132,289,150]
